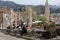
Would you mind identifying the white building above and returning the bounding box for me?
[51,13,60,24]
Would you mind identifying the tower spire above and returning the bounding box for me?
[45,0,50,23]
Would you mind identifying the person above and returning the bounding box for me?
[21,23,27,36]
[7,25,11,30]
[7,25,11,33]
[44,23,47,30]
[13,21,16,29]
[20,20,24,27]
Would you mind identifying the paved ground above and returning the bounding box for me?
[0,29,60,40]
[0,32,26,40]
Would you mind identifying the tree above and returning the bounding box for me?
[37,16,46,25]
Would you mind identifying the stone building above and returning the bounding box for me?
[0,6,21,29]
[0,6,11,29]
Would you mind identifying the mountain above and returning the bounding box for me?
[0,1,24,10]
[32,5,59,14]
[0,1,59,13]
[49,5,59,13]
[50,5,59,9]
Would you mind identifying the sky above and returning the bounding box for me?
[2,0,60,5]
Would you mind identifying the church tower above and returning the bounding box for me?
[45,0,50,23]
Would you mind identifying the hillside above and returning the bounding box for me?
[0,1,59,14]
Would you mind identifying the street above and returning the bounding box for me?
[0,31,26,40]
[0,29,60,40]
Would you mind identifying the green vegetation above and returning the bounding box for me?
[37,16,46,24]
[49,22,56,28]
[32,16,46,27]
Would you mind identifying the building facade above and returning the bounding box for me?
[0,6,21,29]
